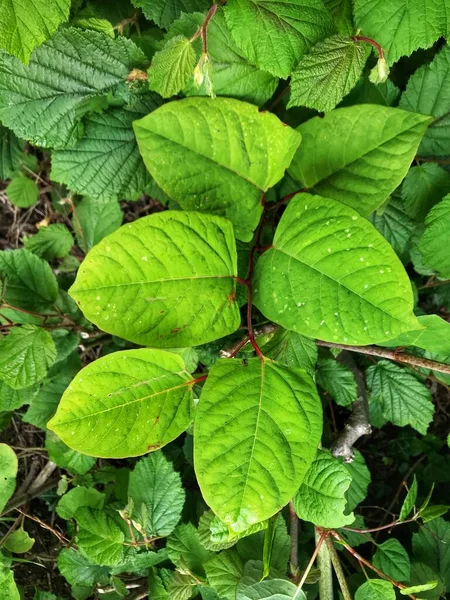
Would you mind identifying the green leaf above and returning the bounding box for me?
[0,125,25,179]
[0,381,38,412]
[69,211,240,347]
[373,539,410,582]
[400,581,439,595]
[354,0,449,64]
[420,505,450,523]
[289,36,369,111]
[160,569,198,600]
[253,194,419,346]
[134,97,301,242]
[5,174,39,208]
[149,35,196,98]
[0,569,20,600]
[198,510,268,552]
[0,0,70,63]
[24,224,73,261]
[57,548,109,600]
[73,17,115,38]
[3,527,34,553]
[131,0,210,29]
[369,197,417,259]
[263,329,317,378]
[0,28,145,148]
[399,46,450,157]
[0,443,17,512]
[75,507,124,567]
[224,0,334,78]
[294,449,354,528]
[56,487,106,520]
[324,0,354,35]
[204,549,244,600]
[412,517,450,592]
[110,548,168,574]
[288,105,432,216]
[366,360,434,435]
[169,12,278,106]
[0,249,59,312]
[46,432,96,475]
[355,579,395,600]
[238,578,298,599]
[316,358,357,407]
[401,164,450,220]
[23,374,73,429]
[194,357,322,532]
[341,76,400,107]
[0,325,56,389]
[51,104,156,200]
[343,450,371,511]
[128,451,185,537]
[419,195,450,279]
[167,523,214,575]
[384,315,450,357]
[73,197,122,253]
[399,475,418,521]
[49,348,194,458]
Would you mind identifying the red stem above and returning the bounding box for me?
[267,188,307,212]
[342,517,414,534]
[352,35,385,59]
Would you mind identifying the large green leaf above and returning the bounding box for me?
[419,195,450,279]
[167,523,214,575]
[366,360,434,434]
[75,507,125,567]
[128,452,185,537]
[0,125,25,180]
[343,450,371,511]
[149,35,196,98]
[412,517,450,592]
[384,315,450,355]
[204,550,244,600]
[354,0,450,64]
[401,164,450,220]
[57,548,109,599]
[289,35,369,111]
[324,0,353,35]
[288,105,432,216]
[0,569,19,600]
[0,0,70,63]
[224,0,334,78]
[69,211,240,347]
[168,12,278,106]
[263,328,317,378]
[194,357,322,532]
[51,104,156,200]
[48,349,194,458]
[355,579,395,600]
[253,194,419,346]
[0,381,38,412]
[72,197,122,253]
[134,98,300,242]
[131,0,210,29]
[399,46,450,157]
[373,539,411,582]
[0,28,146,148]
[238,579,298,599]
[0,443,17,512]
[294,449,354,528]
[316,358,357,407]
[0,325,56,389]
[0,249,59,312]
[369,196,417,258]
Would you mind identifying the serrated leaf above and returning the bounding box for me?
[131,0,210,29]
[110,548,168,575]
[167,523,214,575]
[0,569,19,600]
[401,164,450,220]
[289,36,369,111]
[48,349,194,458]
[160,569,198,600]
[6,174,39,208]
[399,46,450,157]
[128,451,185,537]
[134,97,301,242]
[0,325,56,389]
[399,475,418,521]
[412,517,450,592]
[0,125,25,179]
[69,211,240,347]
[75,507,124,567]
[366,360,434,435]
[74,17,115,38]
[373,539,410,582]
[46,432,96,475]
[0,249,58,312]
[263,329,317,378]
[324,0,353,35]
[0,0,70,63]
[51,104,155,200]
[224,0,334,79]
[0,443,17,512]
[343,450,370,511]
[0,381,38,412]
[205,549,244,600]
[369,197,417,259]
[0,28,145,148]
[355,579,395,600]
[56,487,106,520]
[4,527,34,553]
[198,510,269,552]
[149,35,196,98]
[23,374,73,429]
[420,505,450,523]
[194,357,322,532]
[384,315,450,357]
[419,195,450,279]
[288,105,432,216]
[57,548,109,599]
[316,358,357,407]
[169,12,278,106]
[253,194,419,346]
[72,197,122,253]
[294,449,353,528]
[354,0,450,65]
[24,224,73,260]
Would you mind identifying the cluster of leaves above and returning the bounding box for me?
[0,0,450,599]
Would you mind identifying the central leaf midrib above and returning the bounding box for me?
[72,273,234,293]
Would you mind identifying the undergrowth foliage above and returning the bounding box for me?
[0,1,449,599]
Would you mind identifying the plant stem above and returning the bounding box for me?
[326,537,352,600]
[352,36,385,59]
[342,517,415,534]
[416,156,450,166]
[289,501,299,573]
[316,529,334,600]
[294,530,328,596]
